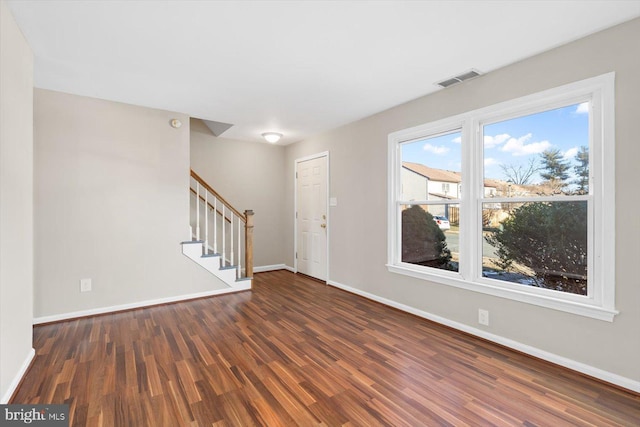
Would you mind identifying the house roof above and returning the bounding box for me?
[403,162,517,190]
[483,179,502,189]
[402,162,461,183]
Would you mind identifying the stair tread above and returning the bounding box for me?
[181,240,204,245]
[202,253,221,258]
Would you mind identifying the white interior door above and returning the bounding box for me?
[296,155,328,281]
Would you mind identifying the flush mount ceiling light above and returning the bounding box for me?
[261,132,282,143]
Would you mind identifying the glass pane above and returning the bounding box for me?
[482,201,587,295]
[401,204,459,272]
[401,131,462,201]
[483,103,589,197]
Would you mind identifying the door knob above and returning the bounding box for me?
[320,223,326,228]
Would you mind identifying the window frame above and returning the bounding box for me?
[387,73,617,321]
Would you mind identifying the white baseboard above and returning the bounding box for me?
[254,264,296,273]
[327,279,640,394]
[32,264,300,325]
[33,284,251,325]
[1,348,35,403]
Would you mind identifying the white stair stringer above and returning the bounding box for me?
[181,240,252,289]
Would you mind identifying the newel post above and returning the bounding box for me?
[244,210,254,278]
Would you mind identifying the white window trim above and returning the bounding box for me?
[387,73,617,321]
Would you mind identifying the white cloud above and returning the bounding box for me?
[423,143,449,155]
[563,147,579,160]
[484,133,510,149]
[452,136,461,144]
[500,133,551,156]
[575,102,589,114]
[484,158,499,167]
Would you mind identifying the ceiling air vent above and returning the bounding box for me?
[436,69,482,88]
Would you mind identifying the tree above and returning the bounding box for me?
[484,202,587,295]
[500,158,539,185]
[539,149,570,191]
[573,146,589,194]
[402,205,451,268]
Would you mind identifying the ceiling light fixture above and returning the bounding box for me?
[261,132,282,143]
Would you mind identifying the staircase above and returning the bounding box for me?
[182,170,254,289]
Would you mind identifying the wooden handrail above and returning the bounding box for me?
[191,170,245,221]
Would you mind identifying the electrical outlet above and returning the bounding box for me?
[80,278,92,292]
[478,309,489,326]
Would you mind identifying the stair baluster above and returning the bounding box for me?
[195,182,200,241]
[230,215,234,267]
[204,191,209,253]
[184,170,253,286]
[237,218,242,279]
[221,204,226,267]
[213,197,218,254]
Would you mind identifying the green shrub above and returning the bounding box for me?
[402,205,451,268]
[484,201,587,294]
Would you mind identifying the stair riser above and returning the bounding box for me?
[181,242,249,288]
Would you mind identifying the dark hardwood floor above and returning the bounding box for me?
[12,270,640,426]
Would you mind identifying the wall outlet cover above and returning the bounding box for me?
[80,278,92,292]
[478,309,489,326]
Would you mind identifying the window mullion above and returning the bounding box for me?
[459,119,476,281]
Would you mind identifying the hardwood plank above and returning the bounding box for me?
[144,355,163,397]
[11,270,640,426]
[266,360,317,406]
[175,360,202,405]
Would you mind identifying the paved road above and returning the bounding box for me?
[444,231,499,258]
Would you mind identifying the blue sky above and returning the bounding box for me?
[401,102,589,183]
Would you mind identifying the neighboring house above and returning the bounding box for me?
[483,179,501,198]
[402,162,507,220]
[402,162,462,201]
[403,162,507,201]
[401,162,462,220]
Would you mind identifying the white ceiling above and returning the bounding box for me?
[8,1,640,144]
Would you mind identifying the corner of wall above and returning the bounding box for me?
[0,0,35,401]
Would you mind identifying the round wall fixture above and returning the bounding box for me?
[170,119,182,129]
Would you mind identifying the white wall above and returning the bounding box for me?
[400,167,427,201]
[427,180,459,199]
[284,18,640,387]
[34,89,229,319]
[190,119,287,269]
[0,0,34,402]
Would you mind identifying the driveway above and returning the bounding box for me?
[444,231,499,258]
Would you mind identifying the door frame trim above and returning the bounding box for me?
[294,151,330,282]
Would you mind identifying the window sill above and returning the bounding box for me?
[386,264,618,322]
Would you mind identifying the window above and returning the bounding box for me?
[481,105,590,296]
[400,131,461,273]
[388,73,617,321]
